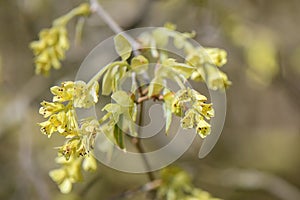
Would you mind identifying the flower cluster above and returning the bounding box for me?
[39,81,99,138]
[99,91,137,149]
[157,167,221,200]
[174,88,214,138]
[186,47,231,90]
[138,23,231,91]
[38,80,99,192]
[185,46,231,90]
[35,25,231,196]
[30,3,90,76]
[49,154,97,193]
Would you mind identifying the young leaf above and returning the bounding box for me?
[163,104,172,134]
[114,34,132,61]
[163,90,174,133]
[148,77,164,97]
[111,91,132,107]
[102,67,113,95]
[131,55,149,73]
[113,123,125,149]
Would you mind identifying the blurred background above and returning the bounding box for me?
[0,0,300,199]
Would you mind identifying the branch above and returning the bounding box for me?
[194,165,300,200]
[276,52,300,110]
[132,99,156,182]
[18,115,51,200]
[79,174,102,197]
[89,0,151,83]
[222,169,300,200]
[109,179,161,200]
[89,0,140,51]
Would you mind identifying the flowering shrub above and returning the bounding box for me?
[31,2,230,199]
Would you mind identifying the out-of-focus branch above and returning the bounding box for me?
[89,0,150,82]
[109,179,161,200]
[276,52,300,110]
[221,169,300,200]
[18,113,51,200]
[89,0,139,50]
[79,174,102,197]
[195,165,300,200]
[0,76,50,138]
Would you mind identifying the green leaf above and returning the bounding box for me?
[163,89,174,133]
[114,34,132,61]
[113,123,125,149]
[122,116,137,137]
[131,55,149,73]
[102,67,113,95]
[163,59,195,78]
[173,64,194,78]
[102,103,121,123]
[148,77,164,97]
[113,65,128,91]
[111,91,132,107]
[163,103,172,133]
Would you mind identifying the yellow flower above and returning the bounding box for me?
[196,63,231,90]
[73,81,99,108]
[58,138,81,160]
[172,99,184,116]
[39,120,57,137]
[80,119,100,136]
[39,113,68,137]
[39,101,65,118]
[189,88,207,102]
[175,89,191,102]
[209,70,232,90]
[193,102,214,119]
[30,26,70,76]
[49,155,83,194]
[205,48,227,67]
[50,81,99,108]
[180,109,195,129]
[196,116,211,138]
[30,3,91,76]
[82,155,97,172]
[51,81,75,102]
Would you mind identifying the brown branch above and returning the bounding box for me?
[135,94,164,104]
[132,99,156,182]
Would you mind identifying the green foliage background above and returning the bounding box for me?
[0,0,300,199]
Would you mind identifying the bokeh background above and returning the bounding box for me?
[0,0,300,199]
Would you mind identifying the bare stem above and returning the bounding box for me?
[89,0,140,51]
[89,0,150,82]
[132,100,156,182]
